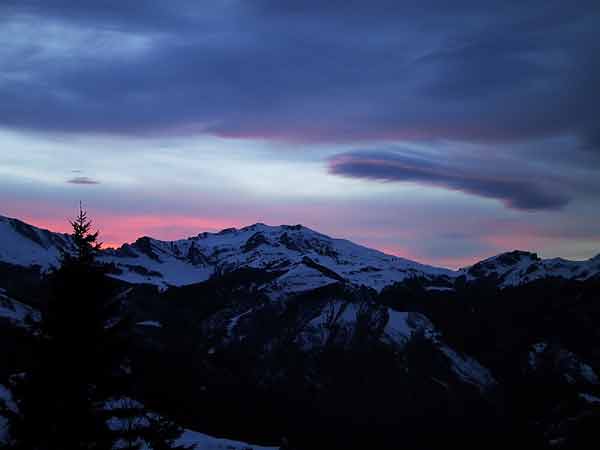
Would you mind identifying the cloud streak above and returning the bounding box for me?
[329,150,569,211]
[67,176,100,185]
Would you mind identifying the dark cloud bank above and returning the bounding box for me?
[0,0,598,150]
[329,150,569,211]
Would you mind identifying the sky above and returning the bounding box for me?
[1,0,599,268]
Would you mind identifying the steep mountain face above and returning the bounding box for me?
[194,284,497,392]
[125,280,506,449]
[1,214,599,292]
[0,216,74,270]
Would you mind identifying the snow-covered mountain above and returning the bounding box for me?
[460,250,600,287]
[1,215,455,294]
[101,223,458,294]
[1,214,599,292]
[2,213,600,448]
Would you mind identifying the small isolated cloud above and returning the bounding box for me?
[67,176,100,185]
[328,150,569,211]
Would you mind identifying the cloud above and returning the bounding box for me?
[67,176,100,185]
[328,150,570,211]
[0,0,597,153]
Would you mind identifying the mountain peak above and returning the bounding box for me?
[1,214,599,292]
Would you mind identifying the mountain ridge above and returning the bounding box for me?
[1,213,599,293]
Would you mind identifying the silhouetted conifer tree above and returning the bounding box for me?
[5,205,185,449]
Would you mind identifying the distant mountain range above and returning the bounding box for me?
[1,214,598,293]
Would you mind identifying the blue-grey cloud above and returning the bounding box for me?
[329,150,569,211]
[0,0,598,155]
[67,176,100,185]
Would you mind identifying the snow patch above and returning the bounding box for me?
[383,310,434,344]
[440,346,497,391]
[227,309,253,335]
[103,396,276,450]
[0,291,40,326]
[176,429,277,450]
